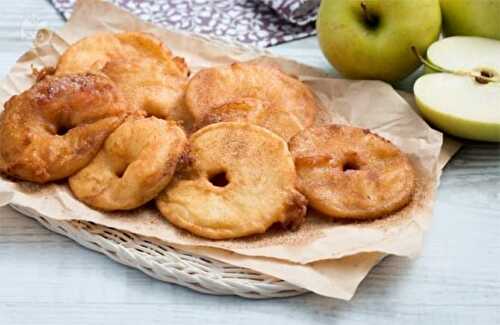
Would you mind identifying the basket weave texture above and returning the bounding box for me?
[10,204,306,299]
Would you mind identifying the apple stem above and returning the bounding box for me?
[360,2,377,27]
[411,46,499,84]
[411,46,454,74]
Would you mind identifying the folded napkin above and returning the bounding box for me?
[261,0,320,25]
[50,0,318,47]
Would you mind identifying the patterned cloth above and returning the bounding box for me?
[49,0,318,47]
[262,0,320,25]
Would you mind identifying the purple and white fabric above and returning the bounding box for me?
[49,0,320,47]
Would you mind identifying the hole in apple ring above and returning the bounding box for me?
[342,161,360,172]
[341,153,363,173]
[56,125,70,136]
[208,170,229,187]
[115,166,127,178]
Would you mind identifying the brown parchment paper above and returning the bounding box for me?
[178,244,386,300]
[0,0,461,299]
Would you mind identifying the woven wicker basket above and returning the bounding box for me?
[10,204,306,298]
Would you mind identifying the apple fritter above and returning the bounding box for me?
[56,32,190,121]
[56,32,188,76]
[289,125,415,220]
[102,58,190,122]
[69,117,187,211]
[186,63,318,141]
[0,73,129,183]
[156,122,307,240]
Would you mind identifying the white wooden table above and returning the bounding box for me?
[0,1,499,324]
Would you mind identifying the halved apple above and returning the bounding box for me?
[414,36,500,142]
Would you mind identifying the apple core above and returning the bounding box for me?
[475,70,496,85]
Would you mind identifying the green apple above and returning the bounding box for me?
[317,0,442,82]
[441,0,500,40]
[414,37,500,142]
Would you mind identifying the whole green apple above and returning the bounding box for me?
[317,0,442,82]
[441,0,500,40]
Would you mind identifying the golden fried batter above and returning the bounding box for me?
[56,32,187,76]
[56,33,122,75]
[186,63,318,141]
[56,32,189,121]
[0,74,129,183]
[102,58,189,122]
[289,125,415,220]
[69,117,187,211]
[156,122,307,240]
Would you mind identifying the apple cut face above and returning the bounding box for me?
[414,37,500,142]
[427,37,500,73]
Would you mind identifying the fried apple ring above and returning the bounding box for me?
[56,32,189,120]
[289,125,415,220]
[0,73,129,183]
[186,63,318,141]
[56,32,188,76]
[102,58,190,122]
[69,117,187,211]
[156,122,307,240]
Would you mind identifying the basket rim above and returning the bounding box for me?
[9,203,307,299]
